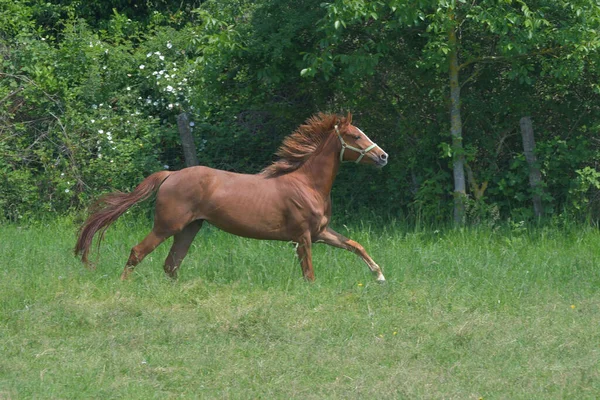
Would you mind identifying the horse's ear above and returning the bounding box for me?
[338,112,352,128]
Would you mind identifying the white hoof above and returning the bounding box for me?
[376,274,386,283]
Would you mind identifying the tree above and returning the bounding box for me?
[304,0,600,223]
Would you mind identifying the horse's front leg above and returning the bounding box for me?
[315,227,385,282]
[295,232,315,281]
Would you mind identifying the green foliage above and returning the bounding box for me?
[303,0,600,222]
[1,0,600,223]
[569,166,600,219]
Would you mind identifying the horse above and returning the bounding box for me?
[74,112,388,282]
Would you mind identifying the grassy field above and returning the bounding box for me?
[1,217,599,399]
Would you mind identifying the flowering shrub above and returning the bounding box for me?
[1,16,168,220]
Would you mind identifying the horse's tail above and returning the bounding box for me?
[74,171,172,264]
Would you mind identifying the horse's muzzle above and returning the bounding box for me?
[375,152,388,167]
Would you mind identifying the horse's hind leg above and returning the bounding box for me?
[164,220,203,278]
[121,231,168,280]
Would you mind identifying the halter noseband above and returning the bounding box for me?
[335,125,378,163]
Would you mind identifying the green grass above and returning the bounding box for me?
[1,217,599,399]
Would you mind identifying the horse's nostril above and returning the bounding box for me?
[380,153,388,161]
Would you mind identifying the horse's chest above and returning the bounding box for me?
[309,204,330,234]
[317,215,330,232]
[287,191,331,234]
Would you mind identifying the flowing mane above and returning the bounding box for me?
[262,113,346,177]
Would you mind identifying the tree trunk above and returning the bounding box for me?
[448,24,467,225]
[177,112,199,167]
[519,116,543,218]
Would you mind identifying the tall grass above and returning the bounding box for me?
[1,217,599,398]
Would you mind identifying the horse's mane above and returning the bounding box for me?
[262,113,348,177]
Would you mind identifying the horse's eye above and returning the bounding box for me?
[353,135,361,140]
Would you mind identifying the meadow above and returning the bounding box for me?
[1,217,599,399]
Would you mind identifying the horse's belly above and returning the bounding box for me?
[206,217,290,241]
[201,194,291,241]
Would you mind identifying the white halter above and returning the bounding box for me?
[335,125,378,163]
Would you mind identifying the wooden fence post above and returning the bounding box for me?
[519,116,543,218]
[177,112,199,167]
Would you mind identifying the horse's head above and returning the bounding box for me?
[335,113,388,167]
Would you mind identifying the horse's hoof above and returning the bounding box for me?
[84,261,96,271]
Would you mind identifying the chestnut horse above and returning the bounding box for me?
[75,113,388,281]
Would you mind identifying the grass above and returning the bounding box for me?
[1,217,599,399]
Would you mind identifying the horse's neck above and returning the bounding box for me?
[296,134,340,196]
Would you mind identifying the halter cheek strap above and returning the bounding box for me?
[335,125,378,163]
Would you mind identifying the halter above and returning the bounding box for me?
[335,125,378,163]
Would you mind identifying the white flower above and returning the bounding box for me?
[139,65,145,69]
[166,85,174,92]
[167,42,172,49]
[167,104,173,110]
[159,55,165,61]
[189,121,195,127]
[98,154,102,159]
[127,86,131,91]
[98,129,104,134]
[60,173,65,177]
[91,119,95,123]
[154,51,161,56]
[159,70,165,75]
[65,189,70,193]
[147,52,152,58]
